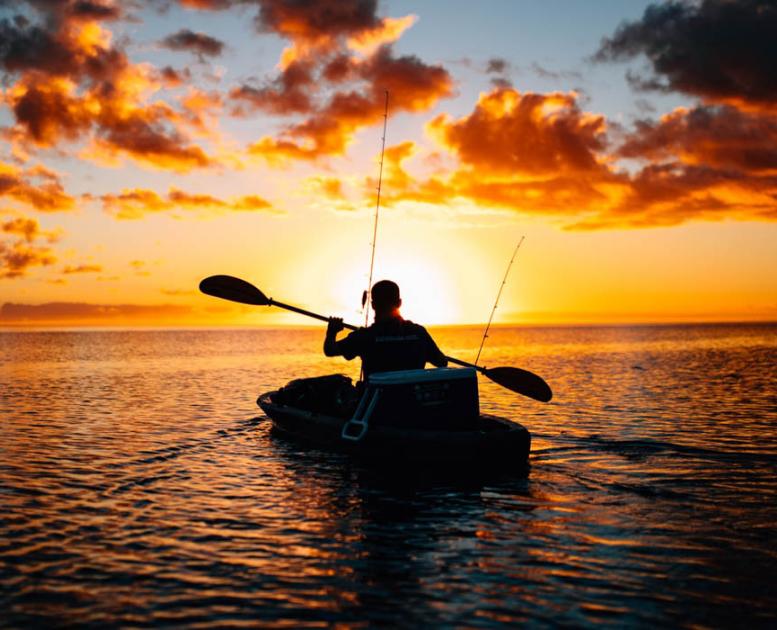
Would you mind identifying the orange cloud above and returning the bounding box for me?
[347,15,418,55]
[1,7,215,172]
[0,239,56,279]
[1,215,61,242]
[376,87,777,229]
[303,175,358,211]
[246,47,452,162]
[0,212,63,278]
[0,160,76,212]
[226,2,451,164]
[63,264,103,274]
[427,89,607,176]
[100,187,276,219]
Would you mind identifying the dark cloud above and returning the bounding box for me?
[529,63,581,81]
[595,0,777,110]
[69,1,122,21]
[255,0,380,40]
[486,57,508,74]
[230,59,315,114]
[161,29,225,59]
[159,65,186,84]
[618,105,777,172]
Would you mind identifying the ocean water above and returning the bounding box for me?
[1,324,776,627]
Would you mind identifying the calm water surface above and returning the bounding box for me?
[1,324,776,627]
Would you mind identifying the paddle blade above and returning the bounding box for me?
[484,367,553,402]
[199,275,269,306]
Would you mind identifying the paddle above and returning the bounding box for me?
[199,274,553,402]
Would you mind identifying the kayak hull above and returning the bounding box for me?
[257,390,531,469]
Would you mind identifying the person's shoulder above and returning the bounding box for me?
[402,319,428,333]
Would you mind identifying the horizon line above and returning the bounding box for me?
[2,317,776,333]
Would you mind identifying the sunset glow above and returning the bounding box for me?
[1,1,776,327]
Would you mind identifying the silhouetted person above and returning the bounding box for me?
[324,280,448,378]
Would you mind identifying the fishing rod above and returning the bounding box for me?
[362,89,389,327]
[475,236,525,366]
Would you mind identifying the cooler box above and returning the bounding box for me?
[366,367,479,430]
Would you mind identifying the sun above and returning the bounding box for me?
[332,252,461,326]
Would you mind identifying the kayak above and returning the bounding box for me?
[257,367,531,469]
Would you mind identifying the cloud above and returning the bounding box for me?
[224,1,450,163]
[373,87,777,229]
[230,59,315,115]
[486,58,509,75]
[595,0,777,111]
[0,239,56,278]
[428,88,607,176]
[0,299,257,325]
[160,29,225,59]
[158,65,191,87]
[161,288,196,296]
[179,88,223,132]
[0,160,76,212]
[245,46,452,162]
[0,3,215,172]
[62,263,102,273]
[588,1,777,227]
[177,0,233,9]
[255,0,383,42]
[618,105,777,173]
[100,186,276,219]
[346,14,417,55]
[0,301,193,323]
[1,215,61,241]
[0,212,63,278]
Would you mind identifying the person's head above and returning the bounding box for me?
[371,280,401,316]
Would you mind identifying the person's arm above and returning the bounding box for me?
[424,329,448,367]
[324,317,345,356]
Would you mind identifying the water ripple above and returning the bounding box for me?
[1,325,776,627]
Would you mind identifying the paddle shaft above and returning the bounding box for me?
[268,298,359,331]
[446,355,487,373]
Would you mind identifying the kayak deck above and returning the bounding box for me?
[257,390,531,468]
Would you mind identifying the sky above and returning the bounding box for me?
[1,0,776,327]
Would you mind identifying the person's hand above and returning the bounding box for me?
[327,317,344,335]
